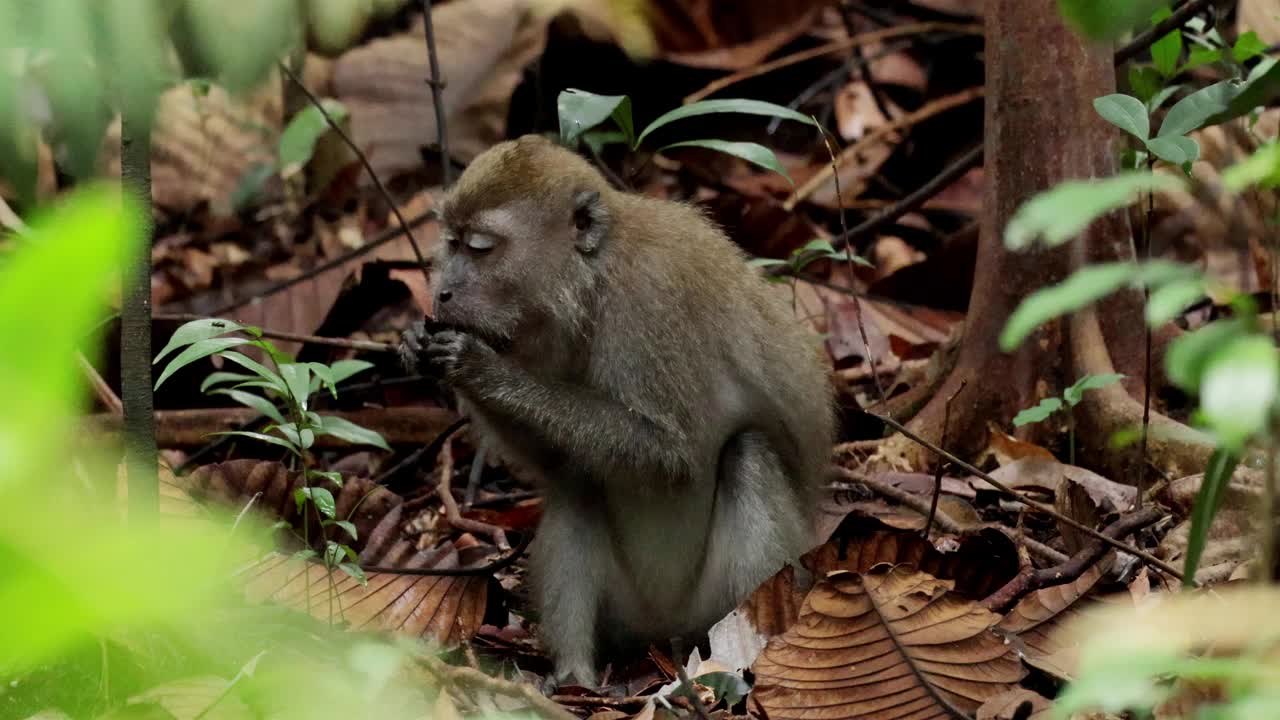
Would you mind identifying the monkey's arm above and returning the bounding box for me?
[430,330,693,481]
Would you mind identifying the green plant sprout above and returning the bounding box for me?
[749,238,873,282]
[556,89,816,183]
[154,319,389,587]
[1013,373,1125,465]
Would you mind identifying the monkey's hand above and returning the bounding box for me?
[426,329,497,385]
[397,319,432,376]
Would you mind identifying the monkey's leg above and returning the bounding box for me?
[529,492,610,685]
[703,433,810,611]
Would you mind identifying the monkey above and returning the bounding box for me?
[399,134,835,685]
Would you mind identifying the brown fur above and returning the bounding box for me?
[410,135,835,684]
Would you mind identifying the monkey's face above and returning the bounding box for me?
[433,190,608,350]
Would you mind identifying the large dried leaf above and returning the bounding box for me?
[752,565,1026,720]
[240,553,487,645]
[808,519,1020,599]
[332,0,543,181]
[995,560,1109,679]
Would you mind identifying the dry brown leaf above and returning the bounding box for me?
[128,676,250,720]
[654,0,825,69]
[332,0,542,182]
[995,561,1109,680]
[808,520,1019,599]
[101,79,281,215]
[976,688,1052,720]
[1158,509,1257,584]
[241,553,488,645]
[752,565,1026,720]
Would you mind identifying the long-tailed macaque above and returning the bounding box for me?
[400,135,835,684]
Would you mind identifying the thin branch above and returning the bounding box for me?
[210,210,434,316]
[684,22,981,104]
[419,0,452,187]
[785,85,983,209]
[361,529,532,576]
[417,654,576,720]
[154,313,396,353]
[277,61,432,275]
[435,436,509,549]
[983,506,1163,613]
[80,352,123,416]
[869,411,1187,582]
[121,112,158,516]
[925,381,964,537]
[1114,0,1216,66]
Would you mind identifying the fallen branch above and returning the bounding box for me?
[417,655,576,720]
[87,406,457,448]
[983,506,1164,613]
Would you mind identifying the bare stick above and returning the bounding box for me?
[80,352,123,416]
[419,0,452,187]
[277,61,432,276]
[1114,0,1216,66]
[925,381,964,538]
[154,313,395,354]
[869,411,1187,582]
[786,85,983,209]
[684,22,981,104]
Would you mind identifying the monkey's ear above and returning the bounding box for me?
[572,190,610,255]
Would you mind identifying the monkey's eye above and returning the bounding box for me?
[465,231,498,252]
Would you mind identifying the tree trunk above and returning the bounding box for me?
[878,0,1214,481]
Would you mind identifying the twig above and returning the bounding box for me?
[154,313,396,354]
[785,85,983,209]
[767,143,982,282]
[550,695,651,709]
[210,210,434,316]
[669,637,712,720]
[925,381,964,537]
[868,411,1188,582]
[419,0,452,187]
[372,417,468,488]
[438,436,509,548]
[819,126,886,404]
[684,22,981,104]
[1114,0,1216,66]
[417,655,576,720]
[277,61,432,276]
[0,195,27,231]
[983,506,1163,613]
[121,110,158,515]
[361,528,531,576]
[79,352,123,416]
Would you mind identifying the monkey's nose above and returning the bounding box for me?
[438,290,453,303]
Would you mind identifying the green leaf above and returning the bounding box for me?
[1165,318,1250,392]
[199,371,255,393]
[279,363,311,411]
[1147,83,1184,112]
[219,351,286,393]
[1094,94,1149,141]
[210,388,286,424]
[1231,31,1266,64]
[327,520,358,541]
[306,362,337,398]
[1200,335,1278,449]
[306,469,343,486]
[154,318,259,364]
[557,89,632,147]
[316,415,391,450]
[1183,446,1240,586]
[1158,80,1244,137]
[1149,7,1180,77]
[582,129,629,155]
[1223,141,1280,191]
[1146,277,1204,325]
[338,562,368,585]
[279,99,348,175]
[1145,135,1199,165]
[1207,58,1280,129]
[1179,47,1223,74]
[230,162,277,212]
[1004,172,1182,250]
[304,487,337,518]
[154,337,250,390]
[1013,397,1064,427]
[1128,65,1162,103]
[636,99,815,147]
[210,430,301,455]
[1001,261,1194,351]
[324,541,356,566]
[327,359,374,386]
[1056,0,1173,41]
[748,258,788,268]
[275,423,312,449]
[657,139,792,183]
[1064,373,1125,406]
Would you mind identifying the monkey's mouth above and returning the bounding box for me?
[433,318,514,354]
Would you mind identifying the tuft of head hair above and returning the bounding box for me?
[443,135,608,223]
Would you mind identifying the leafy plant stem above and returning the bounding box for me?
[1139,155,1155,508]
[1263,435,1276,585]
